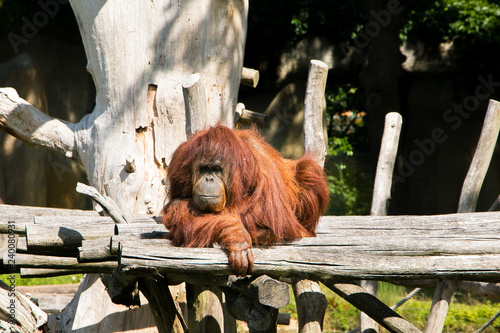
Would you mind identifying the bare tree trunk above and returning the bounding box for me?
[1,1,249,331]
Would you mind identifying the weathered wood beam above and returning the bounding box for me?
[0,204,98,217]
[117,244,500,281]
[0,88,77,159]
[325,281,421,333]
[25,224,115,251]
[294,59,329,333]
[76,182,129,224]
[241,67,259,88]
[425,99,500,333]
[361,112,403,333]
[5,253,116,273]
[182,73,208,135]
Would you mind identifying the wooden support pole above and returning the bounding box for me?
[181,72,232,332]
[303,59,328,167]
[241,67,260,88]
[234,103,267,126]
[361,112,402,333]
[294,59,329,333]
[424,99,500,333]
[76,182,129,224]
[325,281,421,333]
[182,73,208,136]
[186,284,226,333]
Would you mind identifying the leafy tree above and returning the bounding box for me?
[402,0,500,45]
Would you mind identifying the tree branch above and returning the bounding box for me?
[0,88,77,159]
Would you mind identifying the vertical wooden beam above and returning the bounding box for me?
[182,73,208,136]
[361,112,402,333]
[294,59,329,333]
[182,74,234,332]
[424,99,500,333]
[303,59,328,167]
[325,281,421,333]
[186,284,225,333]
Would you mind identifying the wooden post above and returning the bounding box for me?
[326,281,421,333]
[361,112,402,333]
[0,1,250,331]
[241,67,260,88]
[293,59,329,333]
[424,99,500,333]
[186,284,226,333]
[181,73,235,332]
[182,73,208,136]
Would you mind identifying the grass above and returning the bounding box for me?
[3,274,500,332]
[279,282,500,333]
[0,273,83,286]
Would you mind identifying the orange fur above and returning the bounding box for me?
[161,125,329,274]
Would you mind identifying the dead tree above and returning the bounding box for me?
[1,1,249,331]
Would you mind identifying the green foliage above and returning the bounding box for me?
[316,283,500,332]
[403,0,500,45]
[247,0,365,52]
[0,274,83,286]
[325,85,371,216]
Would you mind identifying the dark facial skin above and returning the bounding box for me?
[192,161,227,212]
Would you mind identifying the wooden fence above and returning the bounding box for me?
[1,62,500,333]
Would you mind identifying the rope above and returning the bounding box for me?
[475,309,500,333]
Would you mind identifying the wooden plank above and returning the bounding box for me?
[26,224,115,250]
[6,253,117,273]
[425,99,500,333]
[119,245,500,281]
[16,284,79,314]
[325,281,421,333]
[0,204,99,216]
[296,59,329,333]
[361,112,402,332]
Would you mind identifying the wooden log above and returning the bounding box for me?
[0,215,155,235]
[183,73,208,136]
[361,112,402,333]
[0,217,33,234]
[16,237,27,252]
[325,281,421,333]
[139,274,187,333]
[224,287,278,333]
[79,238,114,262]
[0,204,99,217]
[294,59,329,333]
[424,279,455,333]
[0,280,48,332]
[7,253,116,273]
[459,99,500,213]
[370,112,402,216]
[114,223,166,236]
[110,236,169,255]
[20,268,88,278]
[118,243,500,281]
[26,224,115,251]
[425,99,500,333]
[240,109,267,125]
[185,284,226,333]
[76,183,129,224]
[292,277,327,333]
[303,59,328,167]
[227,275,290,309]
[234,103,267,126]
[16,284,79,314]
[241,67,259,88]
